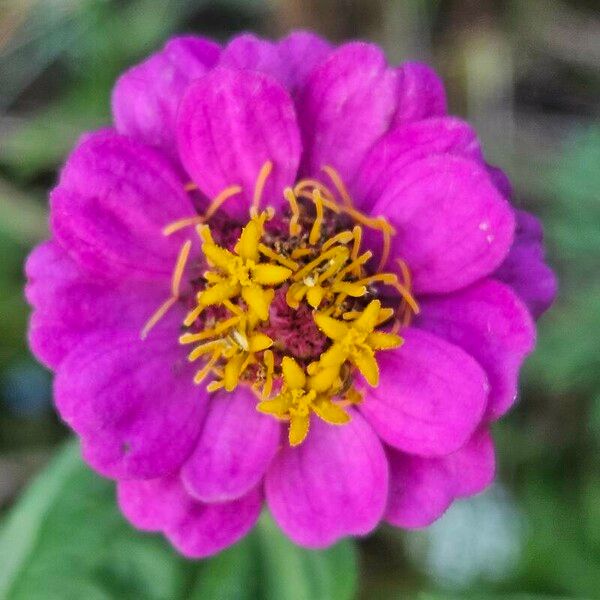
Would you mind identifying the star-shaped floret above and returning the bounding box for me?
[198,217,292,320]
[257,356,350,446]
[313,299,403,387]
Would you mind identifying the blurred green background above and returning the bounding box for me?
[0,0,599,598]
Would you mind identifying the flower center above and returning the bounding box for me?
[143,164,419,445]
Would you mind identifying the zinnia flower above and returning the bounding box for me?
[25,31,556,557]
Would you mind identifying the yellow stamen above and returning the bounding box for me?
[258,243,299,270]
[162,185,243,235]
[309,189,324,244]
[163,215,204,236]
[194,349,222,384]
[397,258,412,288]
[293,246,348,282]
[140,296,177,340]
[205,185,243,221]
[284,187,302,237]
[262,349,274,399]
[322,230,354,252]
[188,339,224,362]
[290,247,313,260]
[207,380,225,392]
[377,225,392,272]
[252,161,273,214]
[293,179,336,202]
[179,316,240,344]
[321,165,353,207]
[183,304,203,327]
[171,240,192,297]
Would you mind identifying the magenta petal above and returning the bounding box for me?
[113,36,220,157]
[448,427,495,497]
[118,476,188,532]
[181,387,281,502]
[353,117,483,209]
[494,210,557,319]
[166,487,262,559]
[177,68,301,218]
[276,30,333,92]
[25,241,171,369]
[55,328,206,479]
[218,31,332,94]
[487,164,513,199]
[370,155,515,293]
[386,427,495,528]
[265,411,388,548]
[417,279,535,420]
[118,475,262,558]
[50,130,196,280]
[219,34,287,84]
[392,61,447,125]
[297,42,398,182]
[385,449,452,528]
[360,327,488,457]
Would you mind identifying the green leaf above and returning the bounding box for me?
[0,440,358,600]
[255,512,358,600]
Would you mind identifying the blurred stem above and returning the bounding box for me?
[0,179,48,245]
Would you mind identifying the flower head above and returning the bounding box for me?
[26,31,556,557]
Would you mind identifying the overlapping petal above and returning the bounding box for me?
[353,117,483,208]
[50,130,195,280]
[113,36,220,157]
[386,427,495,527]
[181,387,281,502]
[25,241,171,369]
[392,61,447,125]
[359,328,488,456]
[417,279,535,420]
[367,155,515,293]
[118,476,261,558]
[265,411,388,547]
[55,327,206,479]
[495,210,557,319]
[297,42,398,182]
[177,68,301,218]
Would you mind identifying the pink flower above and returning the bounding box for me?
[25,32,556,557]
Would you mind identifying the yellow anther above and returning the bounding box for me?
[252,161,273,214]
[184,181,198,192]
[262,349,275,399]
